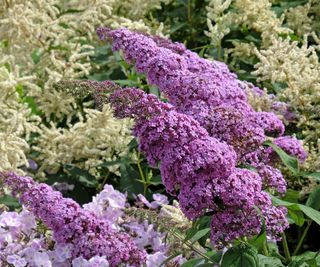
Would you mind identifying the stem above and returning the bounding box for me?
[187,0,191,22]
[217,42,223,61]
[137,152,147,195]
[281,232,291,262]
[293,221,312,256]
[171,231,218,265]
[99,172,110,190]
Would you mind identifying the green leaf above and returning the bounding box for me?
[306,186,320,210]
[288,261,310,267]
[257,255,284,267]
[64,164,98,188]
[119,163,144,199]
[205,250,223,263]
[16,84,24,98]
[189,228,211,244]
[288,209,305,226]
[159,252,182,266]
[180,258,204,267]
[249,209,267,250]
[221,244,259,267]
[113,79,139,86]
[298,205,320,226]
[264,141,299,174]
[149,175,162,186]
[291,251,320,267]
[301,172,320,181]
[127,138,138,152]
[282,189,300,203]
[272,196,320,226]
[31,48,41,64]
[98,159,123,167]
[0,195,20,209]
[170,22,188,34]
[149,86,160,97]
[23,96,40,115]
[184,227,199,243]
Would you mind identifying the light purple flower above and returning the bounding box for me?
[83,184,126,224]
[33,252,52,267]
[7,255,27,267]
[1,172,146,267]
[137,193,168,209]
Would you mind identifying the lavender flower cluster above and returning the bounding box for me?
[97,28,307,247]
[108,88,288,247]
[1,172,146,267]
[1,173,184,267]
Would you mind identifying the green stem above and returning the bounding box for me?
[187,0,191,22]
[137,152,147,195]
[99,172,110,190]
[171,231,218,265]
[217,42,222,61]
[281,232,291,262]
[293,221,312,256]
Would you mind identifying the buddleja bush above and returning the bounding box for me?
[1,1,320,266]
[2,28,318,267]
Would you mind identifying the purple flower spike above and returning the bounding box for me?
[99,27,289,158]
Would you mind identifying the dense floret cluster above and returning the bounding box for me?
[98,28,289,158]
[1,172,146,267]
[108,87,288,247]
[94,28,309,247]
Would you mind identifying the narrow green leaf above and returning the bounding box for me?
[298,205,320,226]
[287,260,310,267]
[272,196,320,226]
[149,86,160,97]
[206,250,224,263]
[306,186,320,210]
[264,141,299,174]
[170,22,188,34]
[249,208,267,249]
[159,252,182,266]
[301,172,320,181]
[189,228,211,244]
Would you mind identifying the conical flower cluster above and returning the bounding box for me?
[108,88,288,247]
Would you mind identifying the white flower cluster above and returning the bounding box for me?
[0,48,40,174]
[33,105,133,177]
[205,0,320,172]
[205,0,291,48]
[0,0,168,176]
[253,35,320,171]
